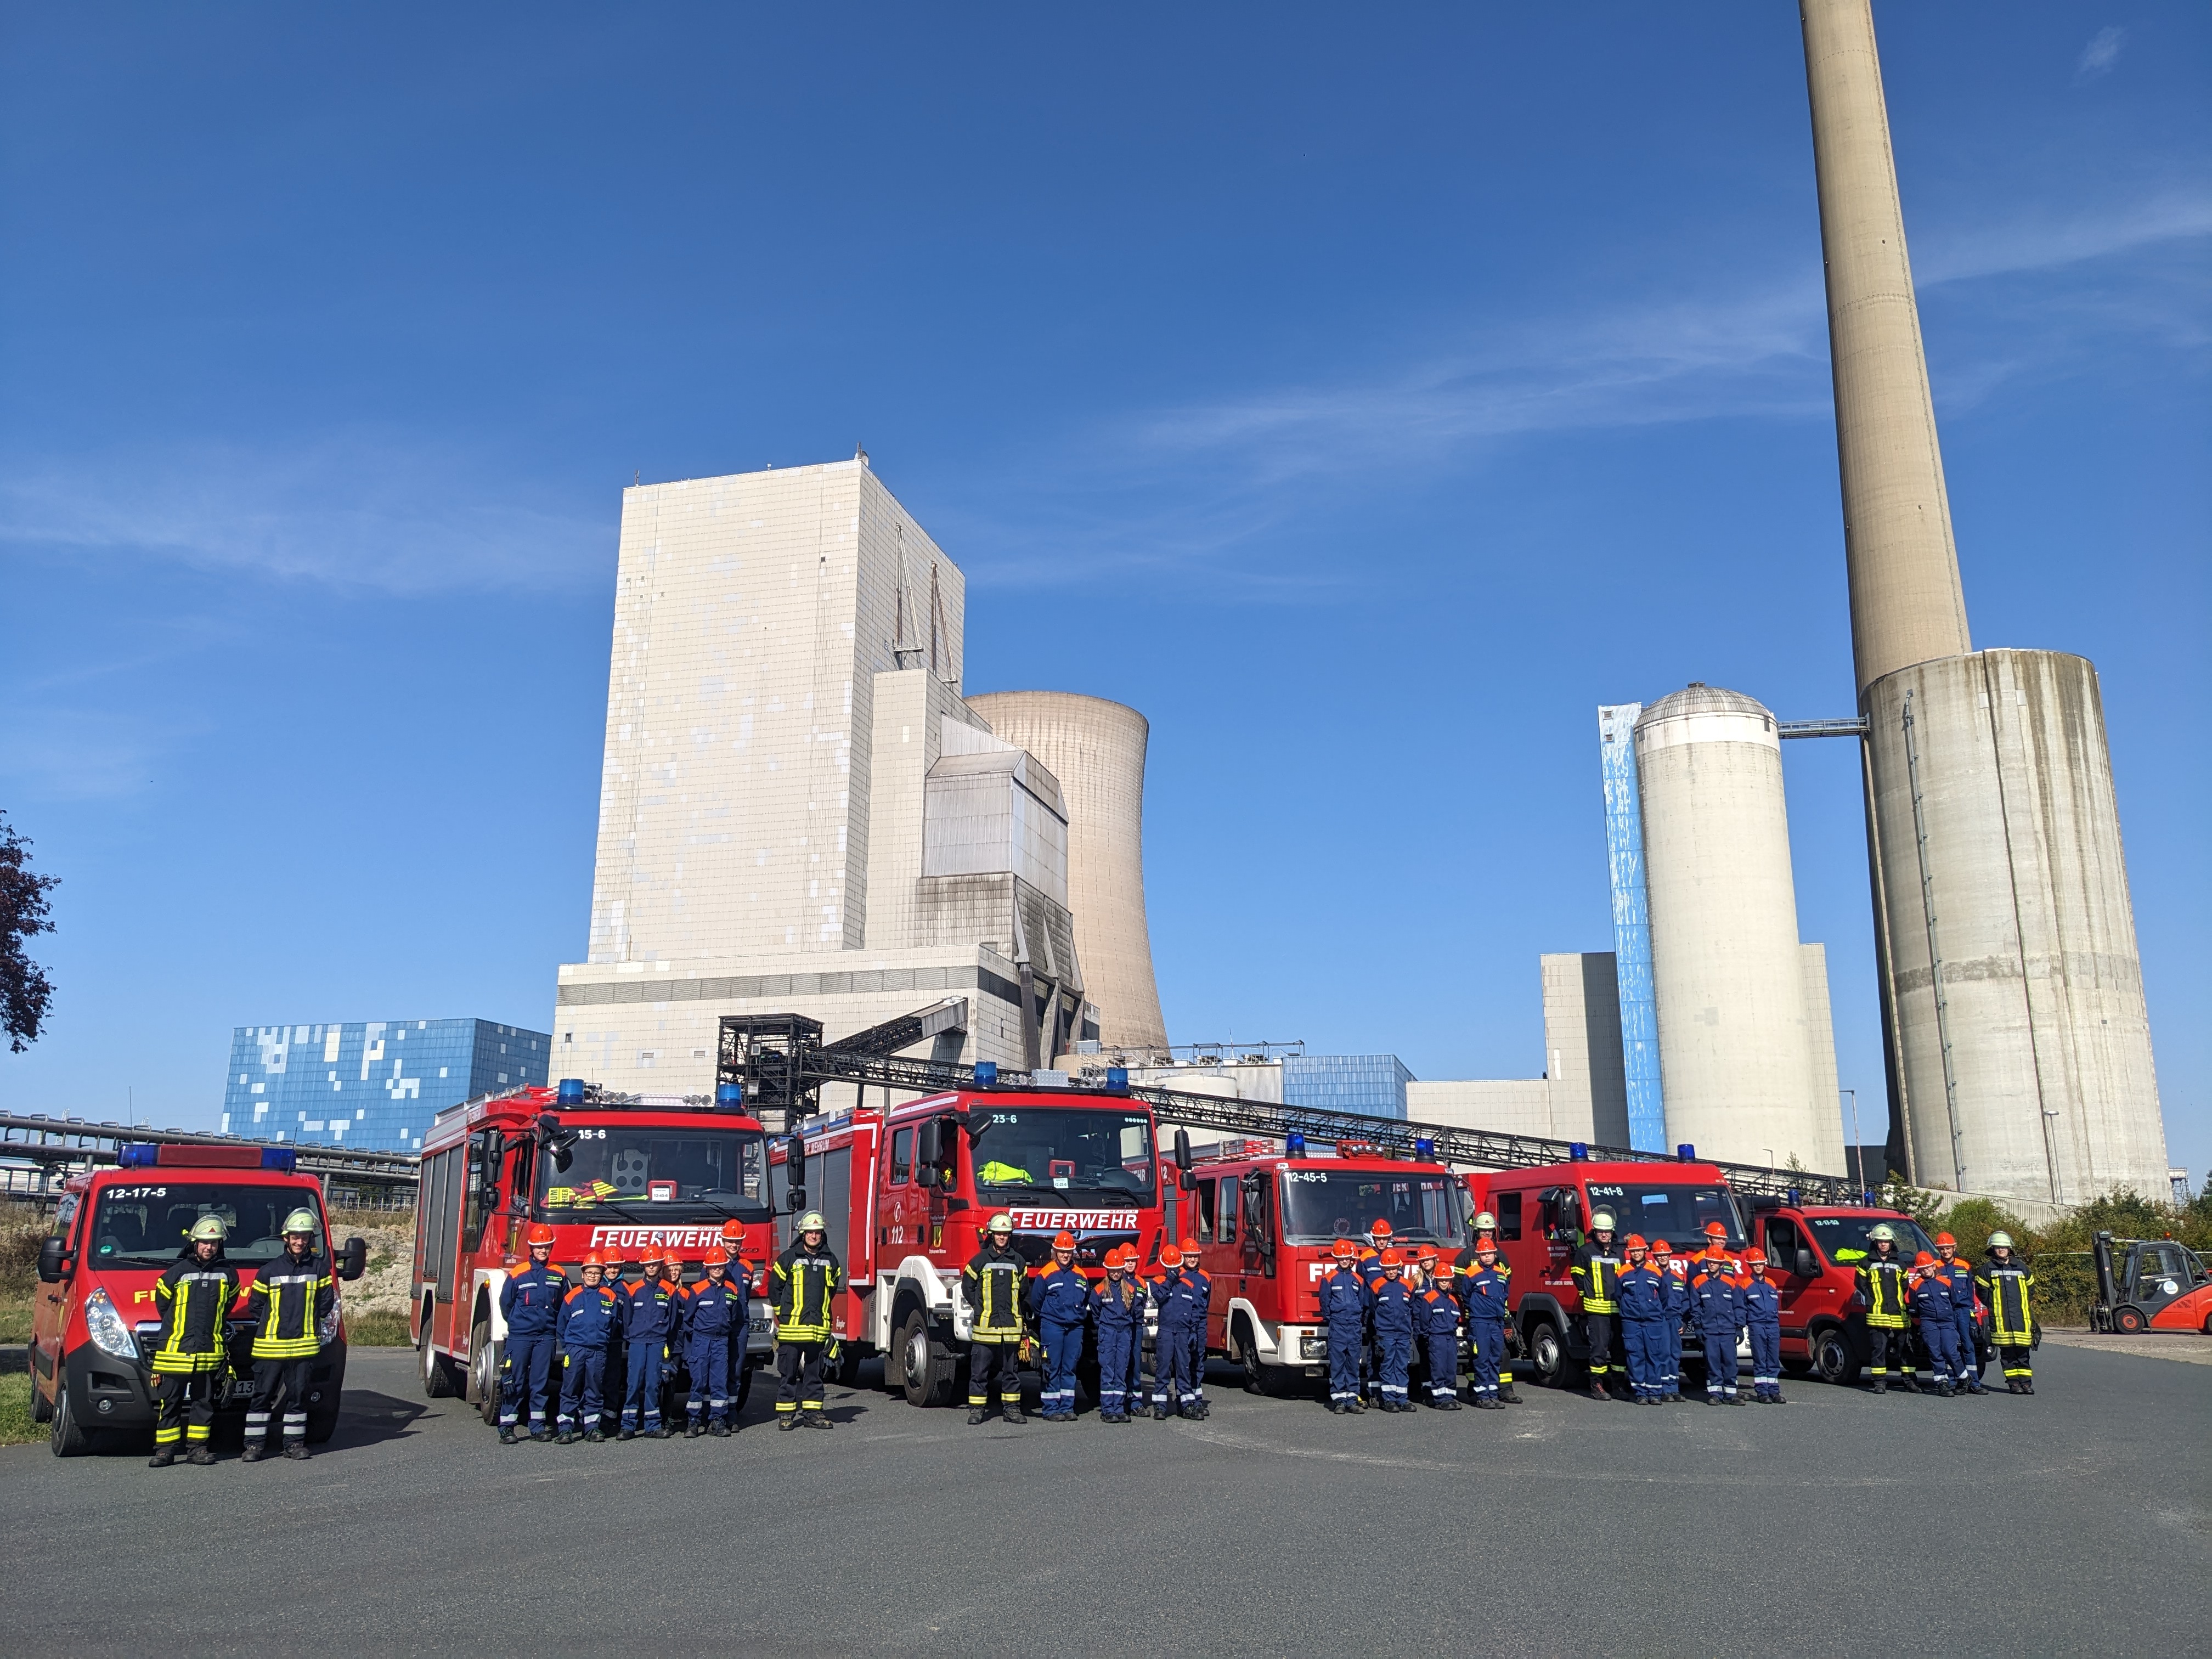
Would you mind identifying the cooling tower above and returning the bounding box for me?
[1635,686,1846,1173]
[1801,0,2169,1202]
[965,691,1168,1053]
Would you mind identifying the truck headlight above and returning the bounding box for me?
[319,1306,343,1346]
[84,1288,140,1360]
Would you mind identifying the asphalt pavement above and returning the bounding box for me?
[5,1342,2207,1657]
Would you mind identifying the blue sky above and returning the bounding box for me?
[3,5,2205,1180]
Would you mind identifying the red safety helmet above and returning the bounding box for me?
[1159,1244,1184,1267]
[1934,1232,1957,1249]
[1650,1239,1672,1254]
[1625,1233,1648,1250]
[1914,1250,1936,1268]
[1330,1239,1356,1260]
[721,1220,747,1243]
[1380,1249,1403,1268]
[526,1223,556,1249]
[1053,1231,1077,1251]
[1702,1221,1727,1239]
[637,1242,664,1263]
[701,1246,729,1267]
[1370,1218,1395,1239]
[581,1251,606,1268]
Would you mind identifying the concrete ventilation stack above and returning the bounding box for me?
[966,691,1169,1054]
[1635,686,1846,1173]
[1801,0,2169,1203]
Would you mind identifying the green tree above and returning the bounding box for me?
[0,812,59,1052]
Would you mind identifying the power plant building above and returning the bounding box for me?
[1800,0,2169,1203]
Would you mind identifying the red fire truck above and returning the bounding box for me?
[411,1081,778,1418]
[1186,1138,1468,1396]
[31,1142,366,1455]
[764,1081,1168,1407]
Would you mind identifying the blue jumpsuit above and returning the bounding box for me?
[681,1274,743,1426]
[1026,1262,1093,1419]
[1740,1272,1783,1400]
[1319,1266,1371,1409]
[1152,1268,1208,1417]
[1181,1267,1213,1410]
[498,1261,568,1438]
[620,1273,679,1434]
[556,1281,620,1434]
[1912,1274,1964,1388]
[1658,1260,1691,1398]
[1090,1274,1147,1420]
[1369,1276,1417,1408]
[1418,1282,1462,1404]
[1458,1263,1511,1402]
[1616,1263,1673,1401]
[1692,1264,1743,1401]
[1934,1257,1983,1388]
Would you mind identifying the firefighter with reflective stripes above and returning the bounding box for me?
[771,1214,841,1430]
[1091,1246,1147,1423]
[1974,1233,2038,1394]
[1368,1250,1417,1412]
[1854,1223,1917,1394]
[963,1214,1028,1425]
[1453,1212,1521,1404]
[719,1218,757,1415]
[1320,1239,1371,1414]
[1571,1209,1628,1402]
[1691,1243,1744,1404]
[557,1253,620,1442]
[619,1245,679,1438]
[1909,1251,1965,1397]
[1742,1255,1786,1403]
[1651,1238,1689,1401]
[1931,1232,1987,1393]
[1615,1235,1671,1403]
[1459,1241,1512,1408]
[681,1247,746,1435]
[1026,1231,1090,1421]
[498,1223,567,1443]
[148,1215,240,1468]
[1417,1257,1463,1409]
[241,1209,332,1462]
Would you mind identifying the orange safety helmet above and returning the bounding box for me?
[1331,1239,1356,1260]
[1159,1243,1185,1267]
[721,1220,747,1243]
[637,1242,664,1263]
[1625,1233,1648,1250]
[1913,1250,1936,1268]
[1650,1239,1672,1254]
[581,1251,606,1269]
[1380,1249,1403,1268]
[526,1223,557,1249]
[1053,1231,1077,1251]
[1370,1218,1395,1239]
[1934,1232,1957,1249]
[1703,1221,1727,1239]
[702,1246,730,1267]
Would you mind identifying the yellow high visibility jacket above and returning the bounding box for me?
[963,1245,1027,1344]
[246,1249,333,1359]
[1855,1253,1910,1330]
[1571,1241,1623,1314]
[1974,1257,2036,1344]
[150,1255,240,1375]
[771,1243,842,1344]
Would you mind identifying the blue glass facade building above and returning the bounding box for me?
[222,1019,551,1153]
[1284,1053,1414,1120]
[1599,702,1667,1152]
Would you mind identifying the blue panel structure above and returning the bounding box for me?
[221,1019,551,1153]
[1599,704,1665,1152]
[1283,1054,1414,1121]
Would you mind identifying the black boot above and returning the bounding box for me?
[283,1442,310,1461]
[1153,1405,1170,1420]
[1897,1376,1921,1394]
[1002,1405,1026,1425]
[687,1421,705,1438]
[149,1446,176,1469]
[968,1408,989,1425]
[2019,1379,2034,1395]
[585,1428,605,1443]
[557,1430,577,1445]
[499,1426,518,1445]
[776,1413,800,1431]
[1587,1380,1611,1402]
[188,1444,217,1464]
[618,1427,635,1441]
[1497,1385,1521,1404]
[806,1412,834,1429]
[240,1442,267,1463]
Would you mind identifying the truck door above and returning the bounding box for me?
[1762,1215,1815,1333]
[816,1146,852,1336]
[2131,1243,2194,1318]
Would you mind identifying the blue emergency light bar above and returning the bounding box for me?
[557,1079,586,1106]
[715,1082,744,1108]
[1568,1142,1588,1161]
[1677,1143,1696,1161]
[1105,1066,1128,1091]
[119,1142,295,1172]
[1414,1138,1435,1160]
[974,1062,997,1087]
[119,1144,159,1167]
[1284,1132,1307,1157]
[262,1147,297,1172]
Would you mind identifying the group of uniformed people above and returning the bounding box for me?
[1851,1223,2040,1395]
[142,1208,336,1467]
[495,1210,847,1442]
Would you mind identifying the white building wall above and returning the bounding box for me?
[1540,952,1630,1147]
[1406,1080,1556,1142]
[1798,943,1848,1173]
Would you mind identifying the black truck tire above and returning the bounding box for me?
[420,1320,457,1398]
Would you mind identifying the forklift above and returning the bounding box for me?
[2090,1231,2212,1334]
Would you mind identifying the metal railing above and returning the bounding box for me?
[0,1110,420,1192]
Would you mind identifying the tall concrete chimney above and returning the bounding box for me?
[1799,0,2170,1208]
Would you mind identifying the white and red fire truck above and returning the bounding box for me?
[411,1081,778,1418]
[765,1080,1169,1407]
[1184,1137,1468,1395]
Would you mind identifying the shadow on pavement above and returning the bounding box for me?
[332,1389,432,1448]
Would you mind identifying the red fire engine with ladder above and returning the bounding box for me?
[410,1080,778,1419]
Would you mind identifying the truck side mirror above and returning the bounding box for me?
[1179,1171,1199,1193]
[785,1134,807,1188]
[1173,1128,1193,1173]
[338,1237,369,1282]
[917,1119,943,1169]
[1795,1248,1818,1279]
[37,1236,67,1284]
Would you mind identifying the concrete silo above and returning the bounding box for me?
[966,691,1169,1054]
[1801,0,2169,1202]
[1635,686,1845,1173]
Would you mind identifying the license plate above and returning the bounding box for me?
[231,1380,256,1401]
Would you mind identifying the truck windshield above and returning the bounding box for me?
[1280,1170,1466,1245]
[968,1108,1155,1201]
[541,1125,769,1219]
[1805,1214,1936,1265]
[1584,1182,1745,1247]
[87,1183,324,1268]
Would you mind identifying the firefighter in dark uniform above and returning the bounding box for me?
[1459,1241,1513,1408]
[1152,1244,1210,1419]
[1692,1242,1744,1404]
[619,1244,679,1438]
[771,1212,841,1430]
[1615,1235,1671,1403]
[1368,1251,1417,1412]
[1417,1255,1463,1408]
[1026,1231,1091,1421]
[1453,1211,1521,1404]
[1571,1208,1628,1402]
[148,1214,241,1468]
[963,1212,1028,1425]
[1932,1232,1987,1393]
[681,1246,745,1435]
[498,1223,567,1442]
[719,1218,757,1416]
[556,1252,620,1442]
[241,1208,333,1462]
[1090,1246,1147,1423]
[1320,1238,1371,1414]
[1974,1232,2038,1394]
[1854,1222,1916,1394]
[1742,1254,1786,1403]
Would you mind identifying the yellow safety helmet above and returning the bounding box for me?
[797,1212,827,1233]
[189,1215,228,1243]
[1867,1223,1897,1244]
[988,1213,1013,1234]
[281,1209,318,1236]
[1987,1231,2014,1250]
[1590,1210,1617,1233]
[1473,1210,1498,1233]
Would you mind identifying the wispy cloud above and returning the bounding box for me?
[0,707,199,802]
[0,435,611,596]
[2076,26,2127,80]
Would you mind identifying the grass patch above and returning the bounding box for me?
[0,1295,31,1345]
[346,1307,414,1347]
[0,1374,37,1447]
